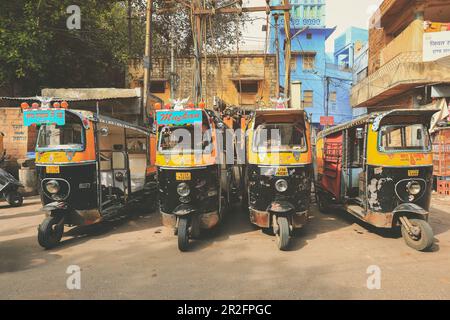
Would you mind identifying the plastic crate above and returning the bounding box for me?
[432,129,450,176]
[437,176,450,196]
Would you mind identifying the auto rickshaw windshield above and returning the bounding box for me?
[253,122,307,153]
[36,113,85,151]
[379,123,431,152]
[158,123,213,154]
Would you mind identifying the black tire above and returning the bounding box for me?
[401,218,434,252]
[177,217,190,252]
[276,216,290,251]
[38,215,64,249]
[316,192,330,214]
[6,191,23,207]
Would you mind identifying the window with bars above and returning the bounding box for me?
[303,55,315,70]
[303,90,313,108]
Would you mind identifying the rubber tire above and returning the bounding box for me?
[316,192,330,214]
[401,219,434,252]
[6,191,23,207]
[177,217,190,252]
[276,216,290,251]
[38,216,64,249]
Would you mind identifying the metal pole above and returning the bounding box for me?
[143,0,153,112]
[325,76,330,129]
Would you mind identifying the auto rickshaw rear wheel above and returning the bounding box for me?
[316,192,330,214]
[276,217,290,251]
[38,215,64,249]
[177,217,190,252]
[6,191,23,207]
[401,218,434,252]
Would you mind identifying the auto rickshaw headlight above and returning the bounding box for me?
[275,179,288,193]
[407,181,421,195]
[177,183,191,197]
[45,180,60,194]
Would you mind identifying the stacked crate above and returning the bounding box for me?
[433,128,450,196]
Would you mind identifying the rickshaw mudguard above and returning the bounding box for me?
[41,201,68,212]
[173,204,197,216]
[392,203,429,222]
[267,201,296,215]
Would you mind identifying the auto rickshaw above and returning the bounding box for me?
[315,109,438,251]
[155,100,233,251]
[22,100,157,249]
[243,107,313,250]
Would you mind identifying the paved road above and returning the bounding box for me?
[0,195,449,300]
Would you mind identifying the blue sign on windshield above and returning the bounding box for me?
[156,110,202,126]
[23,109,66,127]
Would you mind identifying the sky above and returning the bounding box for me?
[241,0,384,53]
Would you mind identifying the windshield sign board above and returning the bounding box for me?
[156,110,202,126]
[23,109,66,127]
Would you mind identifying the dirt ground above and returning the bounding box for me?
[0,194,449,300]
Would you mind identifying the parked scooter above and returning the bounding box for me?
[0,139,24,207]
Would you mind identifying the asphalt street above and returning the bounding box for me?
[0,195,449,299]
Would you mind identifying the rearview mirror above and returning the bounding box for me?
[356,128,363,140]
[417,129,422,140]
[100,127,109,136]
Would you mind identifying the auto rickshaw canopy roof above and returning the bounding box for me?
[252,109,309,124]
[317,109,440,140]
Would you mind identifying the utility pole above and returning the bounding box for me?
[143,0,153,113]
[127,0,132,55]
[170,23,175,100]
[154,1,292,105]
[274,14,280,98]
[192,0,204,104]
[282,0,291,107]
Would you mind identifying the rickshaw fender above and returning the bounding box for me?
[41,202,68,212]
[173,204,197,217]
[392,203,429,223]
[267,201,295,215]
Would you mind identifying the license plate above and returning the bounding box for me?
[46,166,60,174]
[408,170,419,177]
[275,167,288,176]
[176,172,191,181]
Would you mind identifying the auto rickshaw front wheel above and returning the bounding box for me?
[401,218,434,252]
[38,216,64,249]
[275,216,290,251]
[6,191,23,207]
[177,217,190,252]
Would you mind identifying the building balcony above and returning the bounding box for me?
[351,50,450,107]
[352,17,450,108]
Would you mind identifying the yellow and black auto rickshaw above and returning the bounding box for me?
[243,108,313,250]
[155,101,233,251]
[315,109,438,251]
[22,101,157,249]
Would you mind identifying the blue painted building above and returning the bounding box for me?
[269,1,366,127]
[352,42,369,117]
[334,27,369,68]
